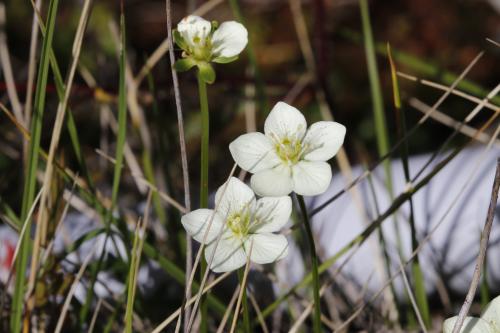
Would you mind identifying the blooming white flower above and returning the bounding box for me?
[181,177,291,273]
[443,295,500,332]
[229,102,346,197]
[174,15,248,83]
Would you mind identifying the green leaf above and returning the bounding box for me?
[213,55,239,64]
[173,58,196,72]
[197,62,216,84]
[173,29,187,50]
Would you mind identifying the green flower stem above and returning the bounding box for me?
[297,194,321,333]
[197,73,209,209]
[197,70,210,333]
[238,268,251,333]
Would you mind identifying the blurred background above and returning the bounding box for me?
[0,0,499,331]
[2,0,499,206]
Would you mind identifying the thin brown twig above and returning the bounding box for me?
[94,148,186,213]
[54,242,98,333]
[150,271,231,333]
[397,72,499,111]
[0,4,24,125]
[24,0,42,134]
[451,158,500,333]
[185,164,238,331]
[87,298,103,333]
[248,291,270,333]
[409,98,500,146]
[397,256,428,333]
[418,51,484,124]
[229,240,254,333]
[465,82,500,122]
[6,187,44,286]
[164,1,192,331]
[216,287,241,333]
[486,37,500,48]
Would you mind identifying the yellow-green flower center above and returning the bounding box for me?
[187,36,213,61]
[275,137,304,164]
[227,211,250,238]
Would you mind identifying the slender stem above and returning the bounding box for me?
[297,194,321,333]
[165,0,192,329]
[238,268,251,333]
[197,71,210,333]
[197,73,209,208]
[452,158,500,333]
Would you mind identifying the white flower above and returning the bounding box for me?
[229,102,346,197]
[181,177,291,273]
[174,15,248,65]
[443,295,500,332]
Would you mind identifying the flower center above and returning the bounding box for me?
[275,137,304,165]
[183,33,213,62]
[227,211,250,238]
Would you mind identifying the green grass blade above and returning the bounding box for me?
[480,254,490,308]
[10,0,60,331]
[359,0,407,295]
[33,0,96,192]
[142,73,168,226]
[124,222,141,333]
[359,0,389,160]
[297,195,321,332]
[388,44,431,328]
[80,9,129,325]
[109,6,127,226]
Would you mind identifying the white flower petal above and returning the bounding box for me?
[303,121,346,161]
[292,161,332,196]
[481,295,500,331]
[205,236,247,273]
[264,102,307,141]
[215,177,255,217]
[250,164,294,197]
[244,233,288,264]
[229,133,280,173]
[251,196,292,233]
[211,21,248,58]
[177,15,211,47]
[443,316,495,333]
[181,209,224,244]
